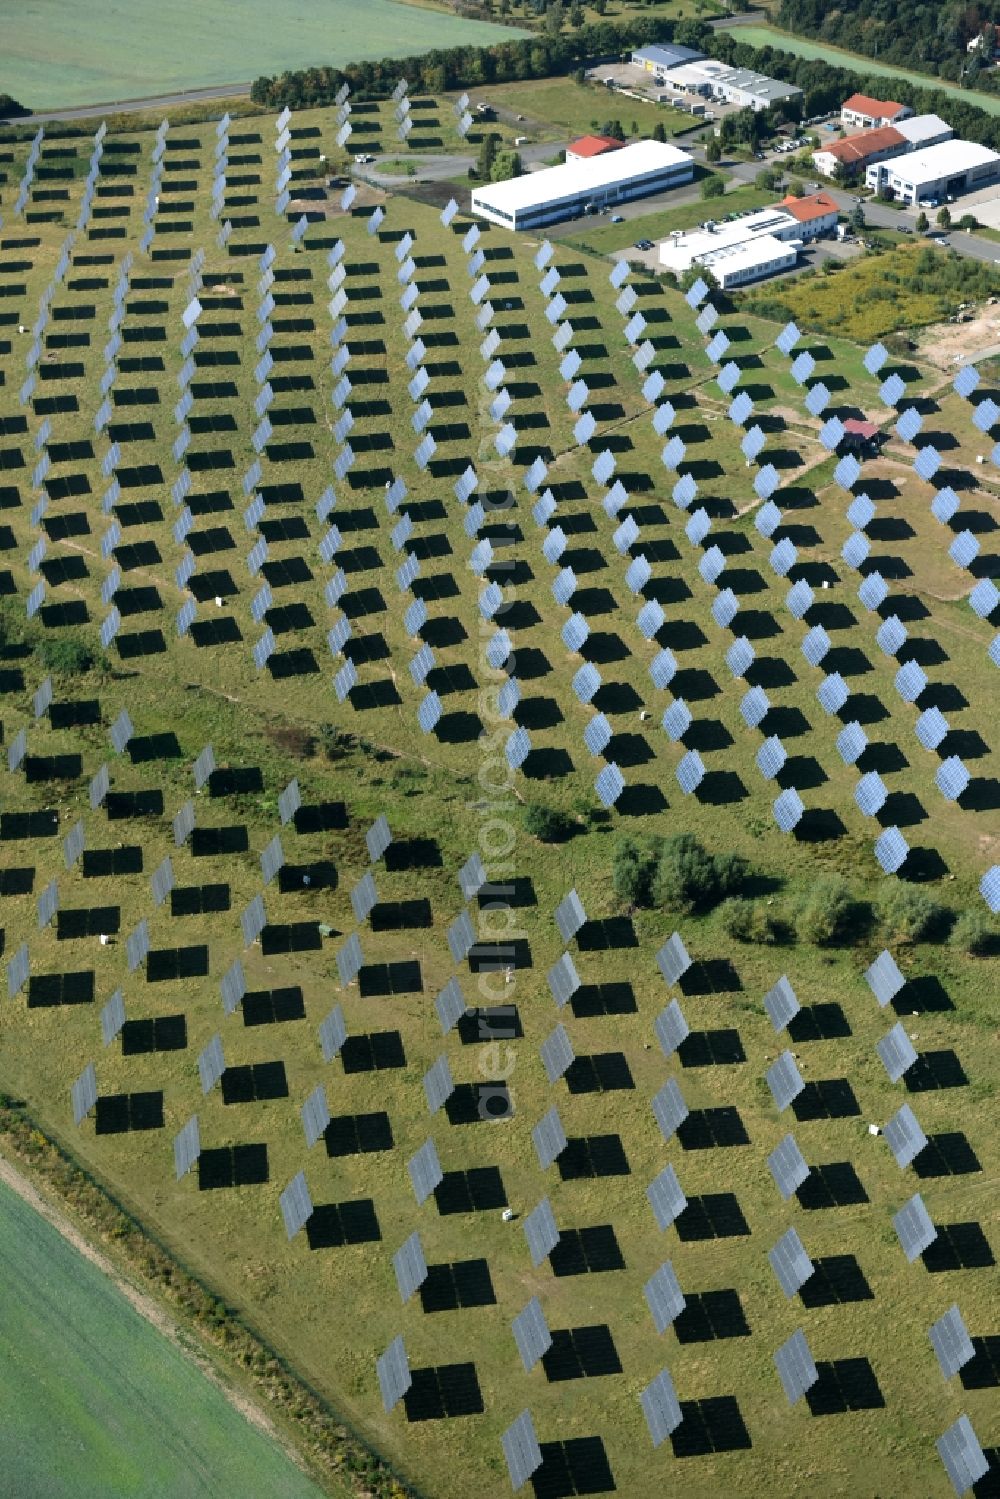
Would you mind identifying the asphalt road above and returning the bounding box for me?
[11,82,253,124]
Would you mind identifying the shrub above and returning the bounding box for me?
[949,909,996,956]
[721,897,793,944]
[37,635,98,675]
[701,174,724,200]
[523,804,575,842]
[612,836,661,907]
[880,886,949,943]
[796,877,863,946]
[653,834,748,913]
[720,896,754,941]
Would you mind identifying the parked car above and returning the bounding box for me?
[635,238,654,250]
[610,214,624,223]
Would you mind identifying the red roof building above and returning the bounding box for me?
[779,190,839,238]
[813,125,907,177]
[841,93,911,129]
[565,134,626,162]
[842,418,882,447]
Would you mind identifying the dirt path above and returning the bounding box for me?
[0,1149,317,1482]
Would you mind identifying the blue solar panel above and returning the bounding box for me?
[949,530,979,569]
[935,756,970,801]
[562,613,589,653]
[895,407,921,443]
[740,686,770,728]
[836,721,867,764]
[756,736,786,780]
[718,363,741,396]
[637,600,665,639]
[728,390,752,425]
[969,578,999,619]
[726,637,754,678]
[880,372,905,405]
[773,788,804,832]
[847,493,876,530]
[662,699,692,742]
[804,382,829,417]
[895,660,928,703]
[595,763,625,806]
[864,342,888,376]
[661,435,685,472]
[755,500,781,538]
[973,396,999,433]
[876,616,907,657]
[685,508,711,547]
[769,537,796,576]
[776,321,800,355]
[953,364,980,399]
[676,750,704,795]
[833,454,861,491]
[572,662,601,704]
[819,415,844,450]
[980,865,1000,913]
[874,826,909,874]
[742,425,766,463]
[841,532,869,570]
[705,330,730,364]
[685,277,709,307]
[650,649,677,690]
[855,771,887,816]
[625,555,652,594]
[931,487,959,525]
[801,625,830,666]
[816,673,848,714]
[712,589,738,629]
[755,465,780,501]
[858,572,889,612]
[914,445,941,482]
[991,633,1000,668]
[672,473,697,509]
[790,351,815,385]
[583,714,612,757]
[506,727,531,769]
[699,546,725,585]
[915,706,949,750]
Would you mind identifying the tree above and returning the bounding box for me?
[571,67,586,86]
[701,174,724,199]
[600,118,625,140]
[477,132,500,179]
[957,212,979,229]
[523,804,574,841]
[787,177,805,197]
[796,877,862,946]
[492,149,522,181]
[591,0,606,13]
[653,121,667,143]
[0,94,28,119]
[949,909,996,956]
[38,635,99,675]
[705,138,722,163]
[849,203,866,233]
[569,1,584,26]
[544,0,563,36]
[879,886,948,943]
[915,210,929,232]
[612,837,661,907]
[937,205,952,228]
[652,834,748,913]
[755,166,780,189]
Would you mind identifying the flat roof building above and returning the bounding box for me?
[841,93,911,130]
[566,134,624,162]
[693,234,799,290]
[866,138,1000,203]
[893,114,954,149]
[659,207,801,274]
[813,124,907,178]
[699,64,803,111]
[471,140,693,230]
[630,43,706,73]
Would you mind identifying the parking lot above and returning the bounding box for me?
[585,61,744,126]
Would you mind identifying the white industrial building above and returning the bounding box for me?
[893,114,953,149]
[470,140,693,230]
[630,43,706,74]
[659,207,803,286]
[865,139,1000,204]
[632,52,801,111]
[706,65,803,112]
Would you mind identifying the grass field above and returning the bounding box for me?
[728,22,1000,117]
[561,182,774,253]
[475,77,694,142]
[0,1179,328,1498]
[0,0,530,110]
[0,99,998,1499]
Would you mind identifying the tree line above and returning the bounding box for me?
[250,15,696,106]
[776,0,1000,87]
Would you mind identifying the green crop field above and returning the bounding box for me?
[0,0,529,111]
[727,22,1000,117]
[0,1180,329,1498]
[0,95,998,1499]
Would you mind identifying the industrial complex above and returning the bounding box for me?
[470,140,694,230]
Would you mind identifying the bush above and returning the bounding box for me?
[37,635,98,675]
[701,174,724,200]
[721,897,793,945]
[796,877,863,946]
[880,886,949,943]
[612,836,661,907]
[949,909,996,956]
[0,95,28,119]
[653,834,749,913]
[524,804,575,842]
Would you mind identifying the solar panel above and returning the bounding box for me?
[662,434,685,472]
[841,531,869,571]
[351,873,378,924]
[767,1132,809,1202]
[644,1162,686,1236]
[949,530,979,570]
[149,855,174,908]
[969,577,1000,619]
[895,406,921,443]
[650,649,677,691]
[773,787,805,833]
[457,853,487,905]
[625,555,652,594]
[775,1329,818,1406]
[786,579,813,619]
[502,1410,543,1493]
[72,1063,98,1127]
[583,714,612,758]
[878,826,909,879]
[173,1115,201,1181]
[376,1336,411,1415]
[512,1297,552,1373]
[126,918,150,973]
[506,727,531,770]
[728,390,752,427]
[645,1261,685,1334]
[198,1034,225,1095]
[937,1416,989,1497]
[241,893,266,948]
[540,1023,575,1085]
[705,330,729,364]
[407,1138,443,1208]
[298,1083,331,1151]
[880,373,905,407]
[7,729,27,775]
[953,364,980,399]
[532,1107,568,1171]
[653,402,676,437]
[636,600,665,641]
[895,660,927,703]
[699,545,724,584]
[817,673,849,715]
[931,486,960,525]
[754,734,786,781]
[547,952,581,1009]
[393,1231,428,1306]
[740,686,770,729]
[936,756,970,802]
[651,1078,688,1142]
[855,771,888,817]
[676,750,705,796]
[447,910,476,965]
[593,767,626,815]
[884,1102,928,1168]
[336,933,363,987]
[876,1021,918,1085]
[763,974,799,1032]
[279,1172,313,1241]
[423,1054,455,1116]
[434,978,468,1038]
[767,1050,804,1112]
[893,1192,937,1262]
[640,1369,682,1449]
[686,507,712,547]
[770,1227,813,1298]
[981,864,1000,913]
[99,989,126,1048]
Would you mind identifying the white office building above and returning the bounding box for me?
[690,234,799,290]
[470,140,693,230]
[866,139,1000,204]
[659,207,801,275]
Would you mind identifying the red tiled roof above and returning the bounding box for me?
[780,190,839,222]
[819,125,905,165]
[842,93,905,120]
[568,134,625,158]
[843,418,880,439]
